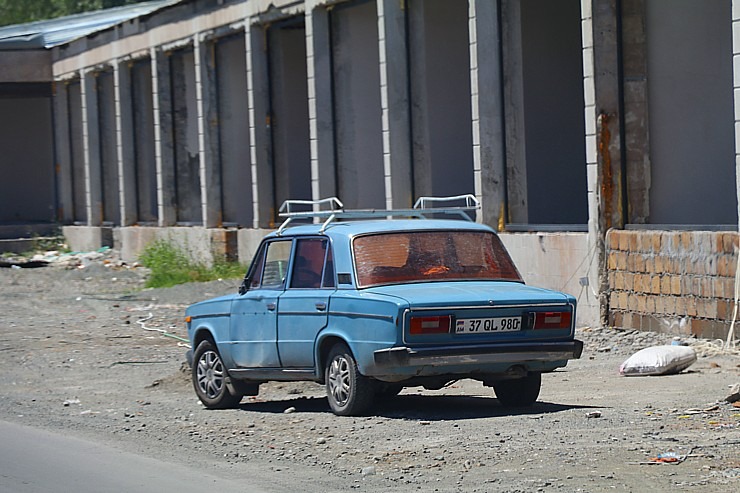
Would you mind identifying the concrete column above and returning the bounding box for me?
[151,48,176,226]
[53,80,74,224]
[246,24,275,228]
[82,70,102,226]
[590,0,623,232]
[621,0,649,224]
[195,37,222,228]
[114,61,137,226]
[469,0,505,227]
[733,0,740,227]
[501,0,528,223]
[583,0,618,327]
[378,0,412,209]
[306,5,336,202]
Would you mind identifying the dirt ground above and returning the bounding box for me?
[1,251,739,492]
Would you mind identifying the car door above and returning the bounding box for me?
[229,239,292,368]
[277,237,335,368]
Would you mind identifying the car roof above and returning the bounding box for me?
[265,218,495,239]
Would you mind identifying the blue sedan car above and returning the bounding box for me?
[186,196,582,416]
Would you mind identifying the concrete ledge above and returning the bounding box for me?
[62,226,113,252]
[116,226,229,264]
[64,225,273,264]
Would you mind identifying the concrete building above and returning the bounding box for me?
[0,0,738,338]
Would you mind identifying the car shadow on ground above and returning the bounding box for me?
[237,394,600,420]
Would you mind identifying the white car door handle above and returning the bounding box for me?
[315,302,326,311]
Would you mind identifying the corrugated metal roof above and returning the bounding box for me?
[0,0,182,50]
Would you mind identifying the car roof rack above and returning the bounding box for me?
[276,194,480,234]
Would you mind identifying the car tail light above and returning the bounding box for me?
[410,315,452,335]
[533,311,572,329]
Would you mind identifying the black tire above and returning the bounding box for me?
[325,343,376,416]
[493,372,541,407]
[192,340,243,409]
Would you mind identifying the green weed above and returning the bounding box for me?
[139,240,245,288]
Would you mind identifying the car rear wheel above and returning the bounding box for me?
[493,372,541,407]
[192,340,243,409]
[325,343,375,416]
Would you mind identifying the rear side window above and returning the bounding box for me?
[353,231,522,287]
[290,238,335,289]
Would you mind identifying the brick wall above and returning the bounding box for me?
[606,230,738,339]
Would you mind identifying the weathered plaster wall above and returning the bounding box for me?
[500,232,599,328]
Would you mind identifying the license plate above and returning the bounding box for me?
[455,316,521,334]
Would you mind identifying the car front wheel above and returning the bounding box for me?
[325,343,375,416]
[493,372,541,407]
[192,340,243,409]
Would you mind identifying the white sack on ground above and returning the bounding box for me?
[619,345,697,376]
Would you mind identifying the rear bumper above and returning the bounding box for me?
[373,339,583,368]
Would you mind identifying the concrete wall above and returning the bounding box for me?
[331,0,385,210]
[606,230,738,339]
[0,50,51,82]
[0,96,55,224]
[647,0,736,225]
[97,69,121,225]
[408,0,474,199]
[269,20,311,205]
[500,232,599,328]
[67,79,87,224]
[130,58,158,223]
[215,33,252,227]
[170,48,202,224]
[519,0,587,225]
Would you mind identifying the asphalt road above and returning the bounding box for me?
[0,420,263,493]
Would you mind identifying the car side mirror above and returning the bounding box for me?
[238,279,249,295]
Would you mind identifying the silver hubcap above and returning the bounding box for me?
[196,350,224,399]
[327,355,351,407]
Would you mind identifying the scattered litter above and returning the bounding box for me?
[619,345,697,376]
[136,312,190,347]
[639,448,694,465]
[63,398,80,406]
[361,466,376,477]
[650,452,681,463]
[726,383,740,403]
[670,337,689,346]
[585,411,602,419]
[283,407,296,414]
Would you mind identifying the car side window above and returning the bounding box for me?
[322,243,335,288]
[291,238,334,289]
[251,240,291,289]
[247,244,267,289]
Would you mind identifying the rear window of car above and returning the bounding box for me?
[353,230,523,287]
